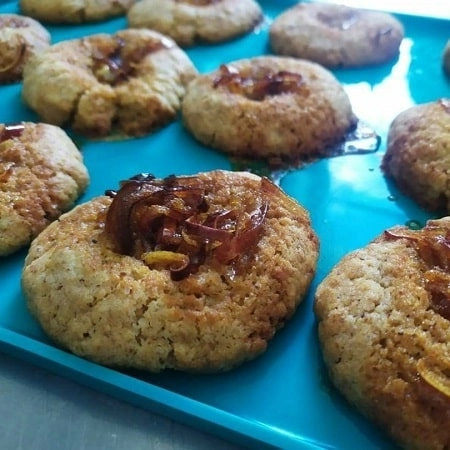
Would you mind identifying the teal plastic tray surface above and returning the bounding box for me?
[1,1,449,449]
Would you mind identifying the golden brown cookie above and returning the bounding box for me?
[0,122,89,256]
[181,56,356,162]
[381,99,450,214]
[19,0,134,24]
[22,28,198,138]
[0,14,50,83]
[127,0,263,47]
[314,217,450,450]
[22,170,319,373]
[270,3,404,68]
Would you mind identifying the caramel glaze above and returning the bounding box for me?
[213,64,304,101]
[92,37,172,85]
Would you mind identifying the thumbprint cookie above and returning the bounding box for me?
[127,0,263,47]
[22,170,319,373]
[0,122,89,256]
[315,217,450,450]
[182,56,356,162]
[381,99,450,215]
[0,14,50,83]
[22,28,198,138]
[270,2,404,68]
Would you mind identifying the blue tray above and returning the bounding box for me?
[1,1,449,448]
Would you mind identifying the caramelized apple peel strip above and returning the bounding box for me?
[0,42,25,73]
[213,64,304,101]
[384,224,450,319]
[417,357,450,399]
[385,225,450,396]
[105,174,269,280]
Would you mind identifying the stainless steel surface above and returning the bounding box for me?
[0,352,244,450]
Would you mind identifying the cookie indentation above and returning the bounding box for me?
[213,64,304,101]
[105,173,268,280]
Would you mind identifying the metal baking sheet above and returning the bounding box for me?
[1,1,449,448]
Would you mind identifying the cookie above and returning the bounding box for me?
[181,56,356,162]
[0,122,89,256]
[0,14,50,83]
[270,3,404,68]
[381,99,450,214]
[22,28,198,138]
[19,0,134,24]
[443,40,450,77]
[127,0,263,47]
[22,170,319,373]
[314,217,450,450]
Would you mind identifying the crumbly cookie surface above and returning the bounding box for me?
[270,3,404,68]
[0,122,89,256]
[19,0,134,24]
[315,217,450,450]
[22,28,197,138]
[0,14,50,83]
[127,0,263,47]
[381,99,450,214]
[22,170,319,373]
[181,56,356,161]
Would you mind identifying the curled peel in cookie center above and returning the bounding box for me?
[0,40,25,74]
[91,36,173,86]
[213,64,304,101]
[384,223,450,320]
[104,173,269,280]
